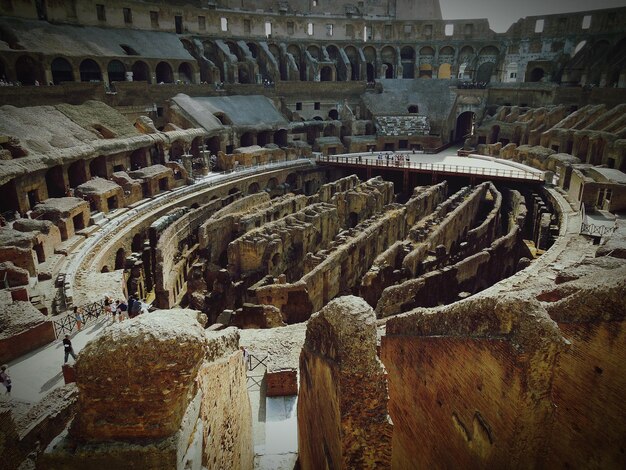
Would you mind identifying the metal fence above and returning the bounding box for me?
[316,154,545,182]
[580,222,616,238]
[51,299,107,338]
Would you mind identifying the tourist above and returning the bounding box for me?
[0,364,11,395]
[109,298,117,322]
[117,299,128,321]
[240,346,249,366]
[73,306,84,331]
[104,295,112,317]
[63,335,77,363]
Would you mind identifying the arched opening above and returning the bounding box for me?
[384,63,394,78]
[79,59,102,82]
[15,55,43,85]
[328,109,339,120]
[132,233,143,253]
[238,65,250,84]
[455,111,475,143]
[130,148,148,170]
[320,66,333,81]
[476,62,495,83]
[115,248,126,270]
[68,160,87,188]
[408,105,418,113]
[89,156,107,178]
[401,46,415,79]
[528,67,545,82]
[206,136,221,155]
[348,212,358,228]
[45,166,65,198]
[490,125,500,144]
[274,129,288,147]
[169,141,185,161]
[228,187,239,195]
[266,177,278,191]
[257,131,271,146]
[438,63,452,79]
[366,63,375,82]
[248,182,260,194]
[240,132,254,147]
[285,173,298,191]
[132,61,150,83]
[107,60,125,83]
[156,62,174,83]
[419,64,432,79]
[51,57,74,84]
[178,62,193,83]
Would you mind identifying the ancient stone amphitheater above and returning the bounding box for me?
[0,1,624,469]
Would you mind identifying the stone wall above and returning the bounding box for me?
[382,295,567,468]
[40,310,253,470]
[298,296,391,470]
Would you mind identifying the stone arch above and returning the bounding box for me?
[288,44,306,81]
[320,65,333,81]
[266,177,278,191]
[455,111,475,142]
[363,46,377,80]
[248,182,260,194]
[400,46,415,79]
[79,59,102,82]
[328,109,339,120]
[68,160,87,188]
[408,105,418,113]
[156,61,174,83]
[240,132,254,147]
[438,63,452,79]
[476,62,495,83]
[274,129,288,147]
[419,63,433,79]
[178,62,194,83]
[527,66,545,82]
[439,45,455,56]
[237,64,251,84]
[15,55,44,85]
[381,46,397,79]
[107,59,126,83]
[51,57,74,84]
[344,45,360,80]
[131,60,151,83]
[132,233,143,253]
[257,131,272,146]
[489,125,500,144]
[115,248,126,270]
[307,44,321,60]
[206,136,221,155]
[578,135,589,161]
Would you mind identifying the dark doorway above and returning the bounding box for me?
[175,16,183,34]
[45,166,65,198]
[79,59,102,82]
[107,60,126,82]
[73,214,85,231]
[366,63,375,82]
[455,111,475,143]
[51,57,74,84]
[132,61,150,83]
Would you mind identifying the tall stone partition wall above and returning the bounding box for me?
[382,295,567,468]
[538,258,626,468]
[40,310,253,470]
[298,296,391,469]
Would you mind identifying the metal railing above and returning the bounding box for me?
[580,222,616,237]
[51,299,107,338]
[316,154,544,182]
[246,354,268,391]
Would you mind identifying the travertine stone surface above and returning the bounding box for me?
[382,295,567,469]
[298,296,391,470]
[71,309,209,441]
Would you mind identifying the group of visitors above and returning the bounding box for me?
[375,152,411,166]
[457,81,488,89]
[104,294,149,322]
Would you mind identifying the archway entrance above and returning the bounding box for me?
[51,57,74,84]
[455,112,475,143]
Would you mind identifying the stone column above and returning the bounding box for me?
[298,296,392,470]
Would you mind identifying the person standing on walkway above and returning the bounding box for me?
[73,306,84,331]
[0,364,11,395]
[63,335,77,364]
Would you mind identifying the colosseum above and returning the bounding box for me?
[0,0,625,468]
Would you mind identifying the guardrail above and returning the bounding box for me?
[315,154,544,182]
[51,299,106,338]
[580,222,616,238]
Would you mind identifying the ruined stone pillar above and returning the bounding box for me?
[40,310,253,470]
[298,295,392,470]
